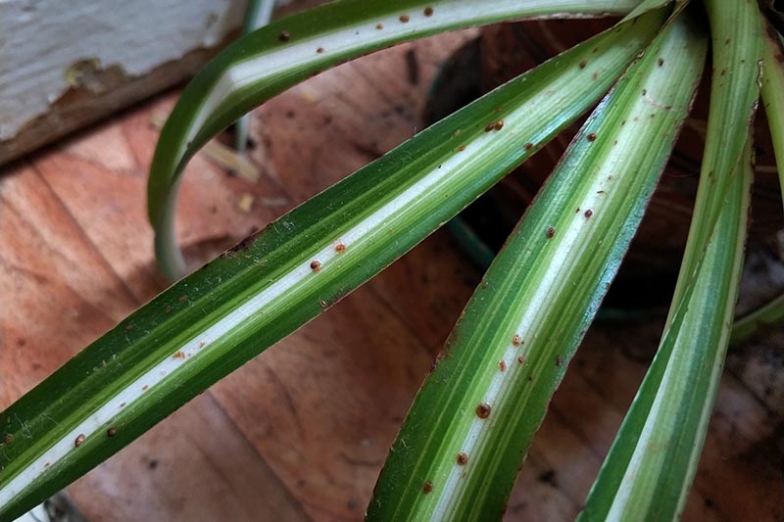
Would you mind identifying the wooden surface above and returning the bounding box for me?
[2,30,783,521]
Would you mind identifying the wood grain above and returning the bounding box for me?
[1,30,782,521]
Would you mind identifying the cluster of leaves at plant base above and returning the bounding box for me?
[1,0,783,520]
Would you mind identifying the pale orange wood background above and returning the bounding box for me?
[2,31,783,521]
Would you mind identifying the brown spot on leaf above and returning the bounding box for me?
[579,60,587,69]
[494,120,504,131]
[587,133,597,142]
[399,14,410,23]
[476,403,492,419]
[517,356,525,365]
[278,31,291,42]
[376,23,383,30]
[485,122,496,132]
[335,244,346,253]
[457,452,469,466]
[310,260,322,272]
[317,47,325,54]
[512,334,523,346]
[107,428,117,437]
[658,58,664,67]
[423,481,434,493]
[499,360,507,372]
[424,6,434,16]
[584,209,593,218]
[173,351,185,359]
[74,434,86,447]
[524,143,534,151]
[458,144,466,151]
[546,226,555,238]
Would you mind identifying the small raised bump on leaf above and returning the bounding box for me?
[546,227,555,238]
[399,14,410,23]
[376,23,383,30]
[476,403,491,419]
[424,7,434,16]
[107,428,117,437]
[517,356,525,365]
[587,133,597,142]
[74,434,86,447]
[499,360,507,372]
[278,31,291,42]
[456,452,469,466]
[335,243,346,253]
[423,481,434,494]
[512,334,523,346]
[310,260,322,272]
[584,209,593,219]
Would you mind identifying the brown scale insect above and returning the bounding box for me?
[278,31,291,42]
[424,7,434,16]
[585,209,593,218]
[512,334,523,346]
[546,226,555,238]
[335,243,346,253]
[476,403,492,419]
[494,120,504,131]
[456,452,469,466]
[587,133,597,142]
[74,434,86,447]
[499,360,507,372]
[458,144,467,152]
[376,23,383,30]
[107,428,117,437]
[485,122,496,132]
[310,260,322,272]
[423,481,434,493]
[517,356,525,365]
[399,14,410,23]
[316,47,325,54]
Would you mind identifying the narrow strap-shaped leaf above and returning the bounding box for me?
[729,22,784,345]
[0,10,668,520]
[579,3,764,518]
[580,137,752,522]
[663,0,762,327]
[369,9,703,521]
[760,19,784,205]
[148,0,646,280]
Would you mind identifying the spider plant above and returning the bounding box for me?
[2,0,782,520]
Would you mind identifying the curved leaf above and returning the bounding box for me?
[148,0,645,280]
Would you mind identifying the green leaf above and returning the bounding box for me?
[580,0,765,517]
[580,137,752,522]
[369,9,704,521]
[0,7,666,520]
[148,0,645,280]
[760,19,784,206]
